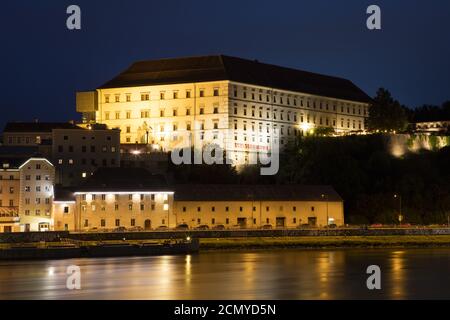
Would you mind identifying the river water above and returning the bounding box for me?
[0,248,449,300]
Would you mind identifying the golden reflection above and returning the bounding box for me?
[390,250,406,299]
[243,253,256,286]
[185,254,191,286]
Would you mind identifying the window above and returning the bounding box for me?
[186,108,191,116]
[115,219,120,227]
[131,219,136,226]
[186,90,191,98]
[173,91,178,99]
[126,94,131,102]
[141,93,150,101]
[126,111,131,119]
[199,89,204,97]
[213,106,219,114]
[101,219,106,227]
[105,95,110,103]
[160,92,165,100]
[64,206,69,213]
[213,88,219,96]
[115,94,120,103]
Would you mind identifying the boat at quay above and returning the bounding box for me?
[0,238,199,260]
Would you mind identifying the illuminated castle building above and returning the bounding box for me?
[76,55,371,164]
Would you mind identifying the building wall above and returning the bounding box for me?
[53,195,344,231]
[92,80,368,165]
[53,191,175,231]
[2,132,52,146]
[0,158,55,233]
[52,201,76,231]
[96,81,229,149]
[173,200,344,228]
[0,168,20,232]
[52,128,121,186]
[18,158,55,232]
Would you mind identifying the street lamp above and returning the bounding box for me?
[321,194,329,228]
[394,194,403,225]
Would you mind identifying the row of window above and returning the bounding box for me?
[81,217,308,228]
[57,158,116,166]
[24,209,50,216]
[62,135,113,141]
[232,104,366,121]
[104,105,220,120]
[57,145,117,153]
[182,205,315,212]
[84,218,165,228]
[0,199,15,207]
[80,203,168,211]
[24,175,50,181]
[0,187,15,194]
[233,85,367,115]
[0,175,17,180]
[24,185,52,192]
[23,198,51,205]
[6,135,43,145]
[81,194,166,201]
[104,88,220,103]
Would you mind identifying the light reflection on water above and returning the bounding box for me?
[0,248,450,300]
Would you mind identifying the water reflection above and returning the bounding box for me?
[0,248,450,300]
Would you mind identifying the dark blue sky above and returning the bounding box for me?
[1,0,449,129]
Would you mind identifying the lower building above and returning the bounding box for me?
[52,168,344,231]
[53,168,174,231]
[0,157,55,232]
[173,184,343,229]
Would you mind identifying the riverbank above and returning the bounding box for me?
[199,235,450,250]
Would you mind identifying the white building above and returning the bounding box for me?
[0,157,55,232]
[76,55,371,165]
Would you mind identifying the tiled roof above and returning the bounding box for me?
[77,167,171,192]
[174,184,343,202]
[99,55,371,103]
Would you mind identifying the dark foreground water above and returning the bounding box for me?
[1,248,450,300]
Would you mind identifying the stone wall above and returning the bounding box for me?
[2,228,450,243]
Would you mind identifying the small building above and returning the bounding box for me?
[0,157,55,232]
[1,122,121,186]
[53,168,344,231]
[51,124,120,186]
[173,184,344,228]
[414,120,450,133]
[53,168,174,231]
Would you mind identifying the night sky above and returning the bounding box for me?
[1,0,449,130]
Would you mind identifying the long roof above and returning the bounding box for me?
[98,55,371,103]
[76,167,171,192]
[3,122,81,133]
[174,184,342,202]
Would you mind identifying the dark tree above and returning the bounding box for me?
[368,88,408,132]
